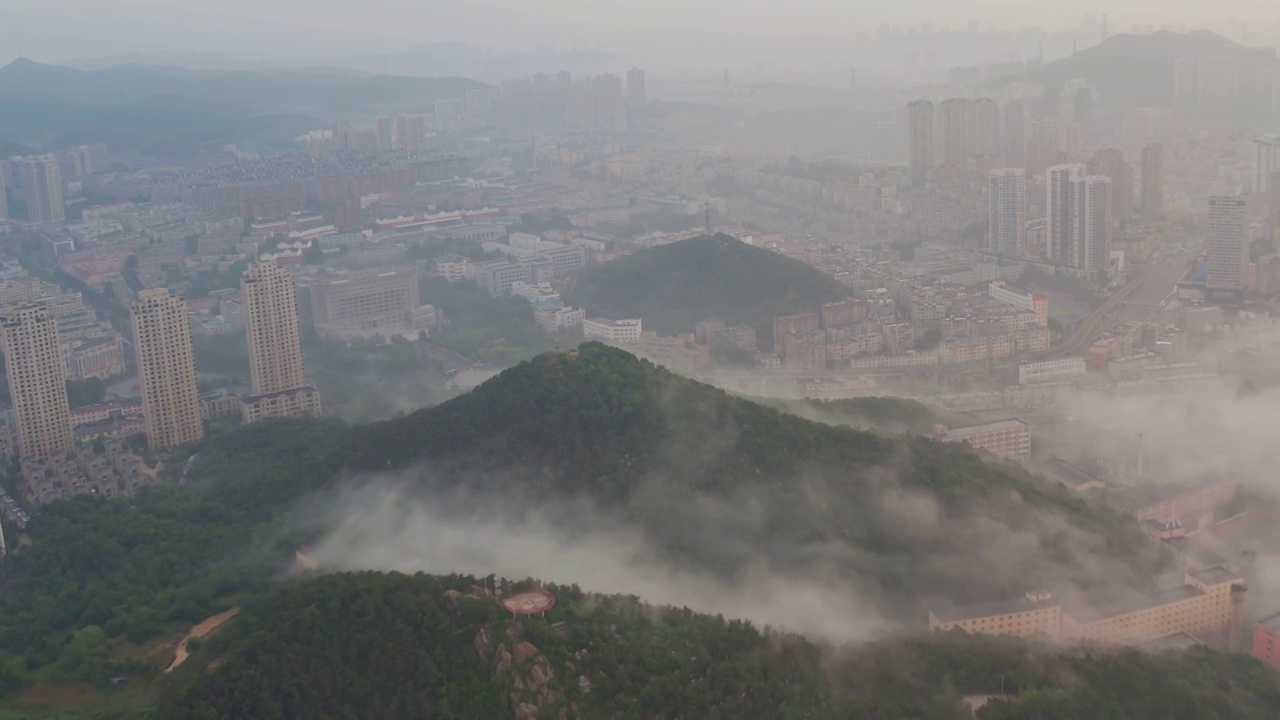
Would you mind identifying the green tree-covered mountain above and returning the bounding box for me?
[340,343,1156,617]
[155,571,1280,720]
[567,234,850,340]
[0,343,1256,717]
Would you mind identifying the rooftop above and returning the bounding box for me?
[1259,612,1280,632]
[942,419,1029,439]
[1069,584,1204,623]
[1189,567,1241,587]
[1044,460,1104,491]
[930,595,1056,624]
[1143,632,1203,649]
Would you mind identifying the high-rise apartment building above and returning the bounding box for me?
[907,100,934,183]
[22,155,65,225]
[375,116,395,152]
[1254,134,1280,193]
[970,98,1001,159]
[393,114,427,153]
[1073,174,1113,274]
[1028,119,1062,178]
[1046,164,1082,266]
[1003,100,1026,169]
[131,289,203,450]
[939,98,968,167]
[1,304,73,459]
[1206,195,1249,304]
[626,67,646,107]
[988,168,1026,258]
[1141,143,1164,219]
[1047,164,1112,274]
[1089,148,1134,230]
[240,262,321,422]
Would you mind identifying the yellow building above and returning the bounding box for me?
[929,567,1245,646]
[240,262,320,422]
[1,304,74,459]
[929,591,1061,639]
[131,289,204,450]
[1065,567,1243,644]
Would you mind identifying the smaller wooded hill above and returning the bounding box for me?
[567,234,850,339]
[155,571,1280,720]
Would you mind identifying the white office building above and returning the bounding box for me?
[988,168,1026,258]
[583,317,642,343]
[1206,194,1249,304]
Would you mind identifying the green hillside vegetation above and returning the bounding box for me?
[756,395,960,435]
[0,343,1260,716]
[568,234,850,340]
[1019,30,1241,106]
[340,343,1157,616]
[0,58,483,156]
[0,419,346,694]
[154,571,1280,720]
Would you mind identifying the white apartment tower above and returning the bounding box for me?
[22,155,65,225]
[131,289,203,450]
[1,304,73,459]
[907,100,935,183]
[240,262,321,422]
[1206,195,1249,304]
[988,169,1026,258]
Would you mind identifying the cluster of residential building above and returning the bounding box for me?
[0,260,321,505]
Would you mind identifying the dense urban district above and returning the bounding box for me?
[2,20,1280,719]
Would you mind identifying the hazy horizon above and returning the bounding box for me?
[5,0,1280,71]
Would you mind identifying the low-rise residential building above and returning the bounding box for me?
[511,282,564,309]
[931,419,1032,463]
[583,317,642,343]
[1253,612,1280,670]
[1019,357,1087,384]
[1113,479,1239,524]
[931,567,1246,646]
[535,306,586,332]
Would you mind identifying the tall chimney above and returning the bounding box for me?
[1230,584,1249,653]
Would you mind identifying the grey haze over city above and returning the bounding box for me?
[3,0,1280,716]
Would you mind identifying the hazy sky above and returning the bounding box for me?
[3,0,1278,65]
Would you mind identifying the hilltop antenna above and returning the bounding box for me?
[704,201,711,234]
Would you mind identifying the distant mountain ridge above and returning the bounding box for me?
[0,58,485,157]
[1018,30,1243,106]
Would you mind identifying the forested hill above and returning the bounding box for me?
[339,343,1154,617]
[155,571,1280,720]
[567,234,850,338]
